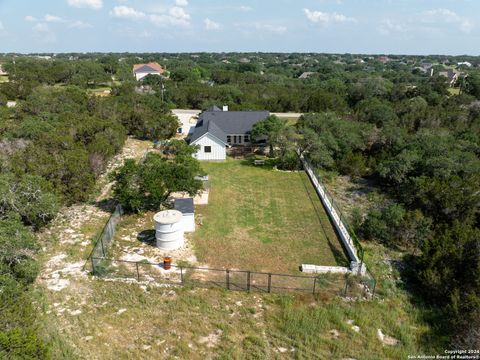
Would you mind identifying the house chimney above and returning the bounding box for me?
[222,105,229,112]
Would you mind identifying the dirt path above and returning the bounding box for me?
[37,138,153,294]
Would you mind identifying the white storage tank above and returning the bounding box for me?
[153,210,184,250]
[174,198,195,233]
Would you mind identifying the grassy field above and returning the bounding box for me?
[35,141,446,359]
[0,74,9,82]
[38,273,443,360]
[447,87,461,95]
[192,159,348,273]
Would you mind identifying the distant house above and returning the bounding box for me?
[457,61,472,68]
[0,65,7,76]
[188,106,269,161]
[378,56,390,64]
[132,62,165,81]
[298,72,316,79]
[437,69,461,87]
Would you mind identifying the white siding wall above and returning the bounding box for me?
[192,134,226,161]
[135,71,160,81]
[181,214,196,232]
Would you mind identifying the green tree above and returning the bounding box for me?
[362,202,406,245]
[113,152,203,213]
[0,174,60,229]
[417,221,480,324]
[251,115,287,156]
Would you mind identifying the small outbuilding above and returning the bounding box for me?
[174,198,195,233]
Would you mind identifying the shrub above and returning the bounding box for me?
[276,150,302,171]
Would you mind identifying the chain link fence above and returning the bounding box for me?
[84,203,123,272]
[83,158,376,298]
[91,257,375,298]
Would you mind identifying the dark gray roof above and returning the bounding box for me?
[174,198,194,214]
[207,105,222,112]
[189,109,269,144]
[189,117,228,144]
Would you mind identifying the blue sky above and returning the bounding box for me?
[0,0,479,54]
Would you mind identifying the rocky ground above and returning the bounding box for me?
[36,138,154,319]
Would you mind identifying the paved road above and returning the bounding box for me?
[271,112,303,119]
[172,109,303,119]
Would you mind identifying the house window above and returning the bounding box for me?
[238,136,242,144]
[204,146,212,153]
[227,135,231,143]
[244,135,250,143]
[233,135,237,143]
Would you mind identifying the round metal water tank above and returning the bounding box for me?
[153,210,184,250]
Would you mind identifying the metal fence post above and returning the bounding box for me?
[312,277,317,295]
[226,269,230,290]
[343,279,349,296]
[91,257,96,275]
[136,262,140,282]
[267,273,272,293]
[247,271,251,292]
[180,267,184,285]
[100,237,106,257]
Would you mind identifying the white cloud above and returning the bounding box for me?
[26,14,92,30]
[204,18,222,30]
[33,23,49,32]
[110,4,191,28]
[254,23,287,34]
[304,8,356,26]
[67,0,103,10]
[110,6,146,20]
[32,23,56,43]
[169,6,190,22]
[175,0,188,7]
[44,14,66,23]
[238,5,252,12]
[149,6,191,27]
[378,19,407,35]
[68,20,93,29]
[422,8,473,33]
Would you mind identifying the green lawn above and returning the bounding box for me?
[447,87,460,95]
[0,75,9,83]
[192,159,348,273]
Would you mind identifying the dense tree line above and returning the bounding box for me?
[1,51,480,352]
[0,77,178,356]
[297,82,480,348]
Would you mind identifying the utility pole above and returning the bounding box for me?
[161,79,165,102]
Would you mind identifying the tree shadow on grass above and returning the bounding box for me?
[137,229,156,246]
[94,198,118,213]
[298,172,350,266]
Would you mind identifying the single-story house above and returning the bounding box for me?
[133,62,165,81]
[188,106,269,161]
